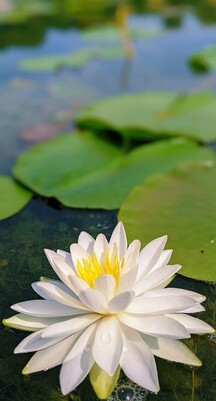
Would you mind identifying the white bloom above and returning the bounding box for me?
[4,222,214,398]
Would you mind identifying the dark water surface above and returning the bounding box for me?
[0,1,215,400]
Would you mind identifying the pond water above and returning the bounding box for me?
[0,1,215,401]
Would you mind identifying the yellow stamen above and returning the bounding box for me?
[77,252,123,287]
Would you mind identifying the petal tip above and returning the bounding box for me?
[44,248,51,256]
[2,318,8,327]
[22,366,29,375]
[10,303,19,311]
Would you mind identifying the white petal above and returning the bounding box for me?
[142,335,202,366]
[35,278,79,300]
[153,276,175,290]
[53,257,90,295]
[118,314,190,339]
[64,322,97,362]
[32,278,77,301]
[144,288,206,303]
[120,324,159,393]
[109,222,127,261]
[33,281,89,310]
[92,317,123,376]
[70,243,88,270]
[79,288,107,314]
[60,327,95,395]
[126,295,197,315]
[118,267,138,293]
[78,231,94,253]
[3,313,65,331]
[41,314,101,338]
[180,304,205,313]
[57,250,74,268]
[15,329,67,353]
[94,233,109,262]
[108,292,134,314]
[137,235,168,279]
[166,314,214,334]
[32,280,53,300]
[109,242,118,264]
[133,264,181,296]
[44,248,60,269]
[11,300,84,317]
[22,335,77,374]
[122,240,141,274]
[44,250,75,291]
[149,249,173,273]
[94,274,116,302]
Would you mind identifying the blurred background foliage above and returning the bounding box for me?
[1,0,216,48]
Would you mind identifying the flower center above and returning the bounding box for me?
[76,252,122,287]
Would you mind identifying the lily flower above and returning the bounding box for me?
[3,222,214,399]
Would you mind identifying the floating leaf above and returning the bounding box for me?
[19,47,124,72]
[13,132,122,203]
[0,176,32,220]
[189,45,216,72]
[76,91,216,143]
[118,161,216,282]
[81,26,162,42]
[13,132,215,209]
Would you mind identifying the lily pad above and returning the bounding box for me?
[19,47,124,72]
[76,91,216,143]
[81,26,162,42]
[0,176,32,220]
[189,45,216,72]
[13,132,215,209]
[118,161,216,282]
[13,132,122,203]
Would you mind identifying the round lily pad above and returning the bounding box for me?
[19,48,124,72]
[119,161,216,282]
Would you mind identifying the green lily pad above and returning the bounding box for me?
[76,91,216,143]
[189,45,216,72]
[118,160,216,282]
[13,132,215,209]
[81,26,162,42]
[0,176,32,220]
[13,132,122,205]
[19,47,124,72]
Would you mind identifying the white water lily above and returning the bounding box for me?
[4,222,214,399]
